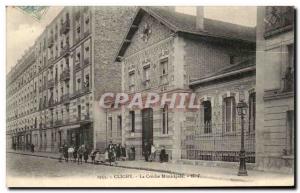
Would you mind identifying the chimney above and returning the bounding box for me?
[196,6,204,31]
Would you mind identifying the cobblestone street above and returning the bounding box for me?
[7,153,169,178]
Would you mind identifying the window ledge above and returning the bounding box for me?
[282,155,294,159]
[157,134,172,138]
[264,89,294,101]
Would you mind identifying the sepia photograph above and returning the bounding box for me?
[5,5,295,188]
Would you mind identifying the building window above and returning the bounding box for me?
[77,78,81,91]
[86,103,89,118]
[108,117,112,138]
[162,104,168,134]
[130,111,135,132]
[283,44,294,92]
[77,105,81,120]
[160,58,168,84]
[84,74,90,88]
[223,96,236,132]
[201,101,212,133]
[286,110,294,156]
[143,65,150,88]
[248,92,256,132]
[229,55,235,65]
[76,52,81,63]
[117,115,122,137]
[129,71,135,92]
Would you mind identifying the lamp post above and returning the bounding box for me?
[237,93,248,176]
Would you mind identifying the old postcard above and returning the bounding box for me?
[6,6,295,187]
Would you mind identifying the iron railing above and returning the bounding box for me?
[181,122,255,163]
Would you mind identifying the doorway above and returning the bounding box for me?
[142,108,153,155]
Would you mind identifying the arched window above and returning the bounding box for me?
[223,96,236,132]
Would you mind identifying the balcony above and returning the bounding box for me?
[48,36,54,48]
[47,79,54,89]
[64,118,70,125]
[75,62,81,71]
[83,29,90,38]
[72,89,82,98]
[60,44,70,57]
[264,6,294,38]
[49,120,54,128]
[60,19,70,34]
[83,58,90,66]
[48,57,55,66]
[82,86,90,94]
[61,93,70,104]
[48,98,55,108]
[75,11,80,21]
[54,120,63,127]
[60,69,70,81]
[42,84,47,91]
[160,74,168,85]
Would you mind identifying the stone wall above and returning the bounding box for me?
[256,6,294,172]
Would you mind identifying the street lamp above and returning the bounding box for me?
[236,96,248,176]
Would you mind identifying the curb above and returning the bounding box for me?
[8,151,250,182]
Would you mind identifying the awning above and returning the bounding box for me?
[59,124,80,131]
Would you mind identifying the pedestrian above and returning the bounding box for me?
[104,148,109,162]
[63,144,69,162]
[77,145,84,164]
[73,146,78,162]
[58,146,64,162]
[160,146,167,163]
[120,144,127,161]
[83,147,89,163]
[31,144,35,153]
[144,142,150,162]
[116,143,121,161]
[68,145,74,162]
[108,141,115,166]
[90,149,96,164]
[95,149,101,164]
[150,144,156,162]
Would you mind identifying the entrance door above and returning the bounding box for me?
[142,108,153,155]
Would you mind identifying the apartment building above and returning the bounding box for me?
[256,6,294,172]
[6,6,135,152]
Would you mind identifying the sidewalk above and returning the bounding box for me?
[7,150,294,186]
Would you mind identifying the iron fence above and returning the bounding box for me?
[181,122,255,163]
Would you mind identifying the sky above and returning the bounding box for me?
[6,6,257,74]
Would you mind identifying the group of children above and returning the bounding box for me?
[59,144,89,164]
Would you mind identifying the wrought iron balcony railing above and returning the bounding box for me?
[75,62,81,71]
[60,69,70,81]
[60,44,70,57]
[60,19,70,34]
[84,58,90,66]
[48,36,54,48]
[61,93,70,104]
[48,79,54,89]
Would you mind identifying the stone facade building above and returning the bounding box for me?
[256,6,294,172]
[6,6,135,152]
[113,7,256,161]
